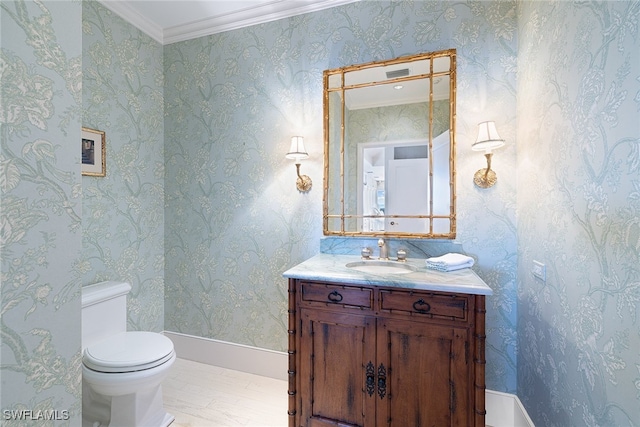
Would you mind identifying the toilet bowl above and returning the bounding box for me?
[82,281,175,427]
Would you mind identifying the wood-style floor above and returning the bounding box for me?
[164,358,288,426]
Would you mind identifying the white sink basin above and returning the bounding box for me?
[345,260,418,275]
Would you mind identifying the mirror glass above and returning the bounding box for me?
[323,50,456,238]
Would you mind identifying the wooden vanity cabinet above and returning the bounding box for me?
[288,279,486,427]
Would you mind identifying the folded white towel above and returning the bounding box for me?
[425,253,474,272]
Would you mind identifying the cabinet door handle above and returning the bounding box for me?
[412,298,431,313]
[327,290,343,303]
[365,361,375,397]
[377,363,387,399]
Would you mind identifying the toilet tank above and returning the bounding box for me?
[82,281,131,349]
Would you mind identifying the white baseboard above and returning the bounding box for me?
[164,331,534,426]
[164,331,288,381]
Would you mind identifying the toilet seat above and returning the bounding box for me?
[83,331,174,373]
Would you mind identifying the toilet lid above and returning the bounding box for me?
[83,331,174,373]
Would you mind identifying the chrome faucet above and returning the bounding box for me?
[378,238,389,260]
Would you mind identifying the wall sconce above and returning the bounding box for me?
[286,136,312,192]
[472,121,505,188]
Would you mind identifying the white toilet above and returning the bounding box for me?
[82,281,176,427]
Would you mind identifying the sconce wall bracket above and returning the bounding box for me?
[295,163,312,192]
[473,168,497,188]
[474,153,497,188]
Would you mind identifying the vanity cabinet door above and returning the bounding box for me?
[289,278,486,427]
[375,317,470,427]
[298,308,377,427]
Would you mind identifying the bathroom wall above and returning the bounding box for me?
[517,1,640,426]
[1,1,83,423]
[81,1,165,332]
[164,0,519,393]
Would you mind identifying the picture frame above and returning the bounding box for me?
[82,127,106,177]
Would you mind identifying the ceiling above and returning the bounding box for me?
[99,0,360,45]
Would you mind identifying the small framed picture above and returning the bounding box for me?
[82,127,106,177]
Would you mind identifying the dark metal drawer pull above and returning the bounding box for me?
[412,298,431,313]
[327,290,343,302]
[365,361,375,396]
[377,363,387,399]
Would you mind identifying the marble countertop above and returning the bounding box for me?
[283,253,493,296]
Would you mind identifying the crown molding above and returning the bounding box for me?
[99,1,164,44]
[163,0,360,45]
[99,0,359,45]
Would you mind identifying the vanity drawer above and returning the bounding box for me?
[300,282,373,309]
[380,290,468,320]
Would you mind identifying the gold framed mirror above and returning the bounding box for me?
[323,49,456,239]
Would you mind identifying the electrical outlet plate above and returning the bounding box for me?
[532,260,546,281]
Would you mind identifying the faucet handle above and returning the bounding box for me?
[361,247,372,260]
[396,249,407,262]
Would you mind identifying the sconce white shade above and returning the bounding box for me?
[285,136,309,162]
[472,121,505,152]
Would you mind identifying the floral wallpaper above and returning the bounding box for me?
[1,0,82,424]
[517,1,640,426]
[164,0,519,395]
[81,1,164,333]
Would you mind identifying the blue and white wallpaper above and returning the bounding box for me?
[1,0,638,426]
[1,1,83,424]
[517,2,640,426]
[81,1,165,333]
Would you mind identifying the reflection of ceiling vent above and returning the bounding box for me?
[386,68,410,79]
